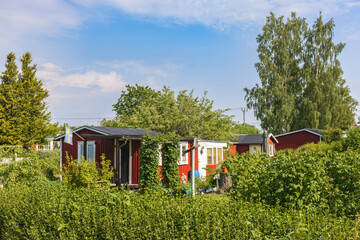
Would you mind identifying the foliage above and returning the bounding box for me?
[224,150,360,216]
[297,142,333,152]
[0,52,55,146]
[322,128,344,143]
[245,12,357,134]
[160,137,180,191]
[343,127,360,150]
[62,153,113,189]
[139,134,162,193]
[0,184,359,239]
[230,122,260,134]
[103,85,234,140]
[0,149,60,187]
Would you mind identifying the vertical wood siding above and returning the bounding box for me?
[276,131,321,150]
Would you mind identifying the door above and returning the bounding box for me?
[119,141,130,184]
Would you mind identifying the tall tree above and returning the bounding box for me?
[0,52,53,146]
[245,12,357,134]
[103,85,234,140]
[0,53,21,145]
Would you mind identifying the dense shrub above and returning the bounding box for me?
[322,128,344,143]
[344,127,360,150]
[224,150,360,215]
[139,134,162,193]
[0,183,359,239]
[62,153,113,189]
[161,138,180,191]
[0,149,60,187]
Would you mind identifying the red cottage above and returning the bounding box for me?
[55,126,199,186]
[275,128,323,150]
[229,133,278,156]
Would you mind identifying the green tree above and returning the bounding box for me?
[103,85,234,140]
[245,12,357,134]
[230,123,260,134]
[0,52,54,146]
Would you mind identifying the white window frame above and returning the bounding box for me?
[158,145,162,166]
[269,144,274,157]
[178,142,189,165]
[249,144,262,154]
[206,147,224,165]
[77,141,96,162]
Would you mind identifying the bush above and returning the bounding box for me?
[139,134,162,193]
[62,153,113,189]
[0,149,60,187]
[344,127,360,150]
[225,150,360,215]
[0,183,359,239]
[161,137,180,191]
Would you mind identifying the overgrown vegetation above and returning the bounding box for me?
[160,136,180,192]
[139,134,162,193]
[1,183,359,239]
[224,149,360,216]
[62,153,113,189]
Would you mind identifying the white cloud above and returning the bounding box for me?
[0,0,85,46]
[95,60,169,77]
[75,0,360,28]
[37,64,127,93]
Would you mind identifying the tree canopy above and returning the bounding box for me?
[0,52,55,146]
[102,85,239,140]
[245,12,357,134]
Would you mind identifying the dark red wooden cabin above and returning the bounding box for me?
[55,126,199,185]
[275,128,323,150]
[229,133,278,156]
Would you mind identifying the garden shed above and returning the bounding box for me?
[229,133,278,156]
[55,126,199,186]
[275,128,323,150]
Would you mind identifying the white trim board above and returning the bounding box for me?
[54,125,109,141]
[275,129,323,138]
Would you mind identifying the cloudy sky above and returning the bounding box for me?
[1,0,360,128]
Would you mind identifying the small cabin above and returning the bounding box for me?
[55,126,199,186]
[229,133,278,156]
[275,128,323,150]
[197,140,227,177]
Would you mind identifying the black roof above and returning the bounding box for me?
[89,126,162,137]
[54,126,163,140]
[230,134,264,144]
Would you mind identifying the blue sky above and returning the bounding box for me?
[1,0,360,129]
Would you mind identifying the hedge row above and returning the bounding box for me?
[0,183,359,239]
[225,150,360,216]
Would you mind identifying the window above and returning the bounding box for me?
[249,145,262,154]
[178,142,188,165]
[269,144,274,157]
[158,145,162,166]
[206,147,224,165]
[77,141,96,162]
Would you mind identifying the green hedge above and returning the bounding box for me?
[0,183,359,239]
[224,150,360,216]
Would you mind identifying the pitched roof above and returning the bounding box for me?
[233,134,264,144]
[230,133,279,144]
[275,128,323,138]
[54,125,162,140]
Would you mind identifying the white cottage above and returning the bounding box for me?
[197,140,227,177]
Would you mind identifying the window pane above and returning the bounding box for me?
[207,148,212,165]
[213,148,216,165]
[87,143,95,161]
[218,148,223,163]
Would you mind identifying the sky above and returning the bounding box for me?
[1,0,360,129]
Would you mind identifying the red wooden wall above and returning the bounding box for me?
[131,140,141,184]
[276,131,321,150]
[61,129,115,168]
